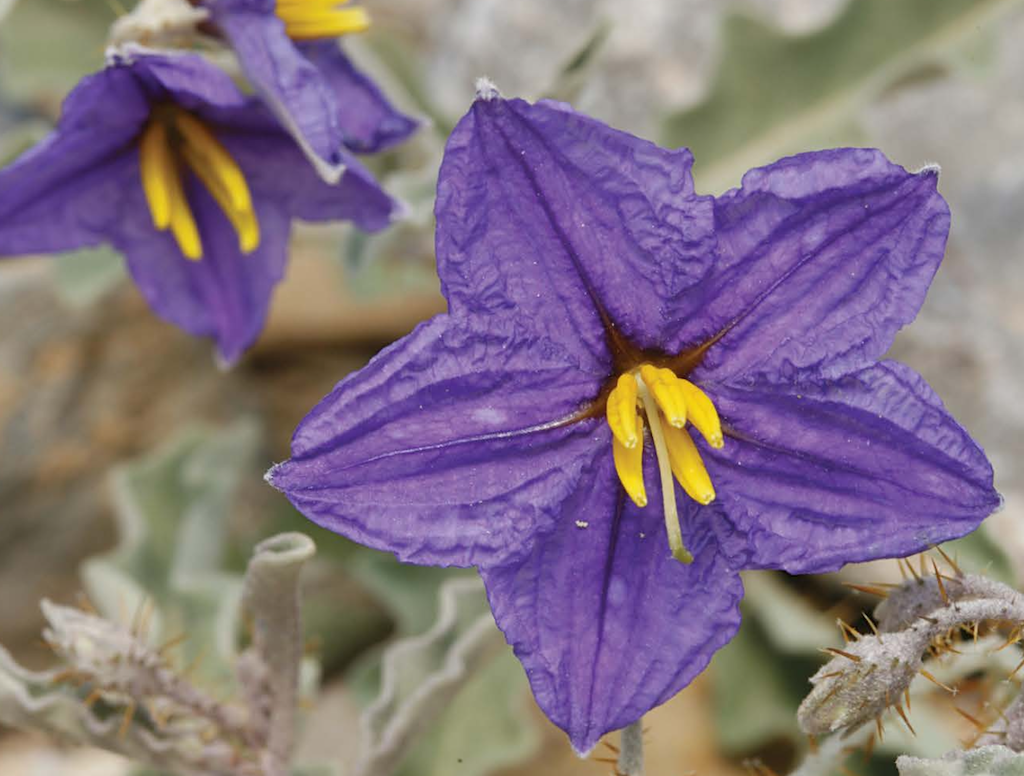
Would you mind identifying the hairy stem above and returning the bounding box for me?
[618,719,644,776]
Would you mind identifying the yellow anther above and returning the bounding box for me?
[179,144,260,253]
[663,423,716,505]
[639,365,687,428]
[173,112,253,216]
[140,121,174,230]
[166,173,202,260]
[606,373,640,449]
[677,380,724,448]
[139,118,201,259]
[612,416,647,508]
[138,108,262,260]
[276,0,370,40]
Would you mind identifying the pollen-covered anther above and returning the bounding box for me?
[275,0,370,40]
[138,108,260,259]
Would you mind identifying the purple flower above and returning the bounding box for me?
[268,92,1000,752]
[204,0,419,182]
[0,47,398,364]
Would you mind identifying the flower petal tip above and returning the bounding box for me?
[914,162,942,178]
[474,77,501,102]
[264,461,287,489]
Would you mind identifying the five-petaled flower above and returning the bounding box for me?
[0,47,399,364]
[203,0,419,181]
[268,91,1000,752]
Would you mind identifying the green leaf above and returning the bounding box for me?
[741,571,837,654]
[80,421,260,693]
[349,552,475,635]
[355,577,539,776]
[661,0,1023,193]
[713,614,808,752]
[898,746,1024,776]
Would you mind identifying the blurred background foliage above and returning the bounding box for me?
[1,0,1024,773]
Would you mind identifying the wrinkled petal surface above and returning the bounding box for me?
[681,150,950,384]
[436,96,716,368]
[703,361,1000,574]
[270,314,607,566]
[299,41,419,153]
[481,452,743,753]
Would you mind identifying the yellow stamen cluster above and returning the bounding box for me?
[606,365,724,563]
[276,0,370,40]
[139,108,260,260]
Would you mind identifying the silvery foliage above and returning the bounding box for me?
[0,532,314,776]
[798,556,1024,774]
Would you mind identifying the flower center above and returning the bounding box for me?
[606,364,724,564]
[275,0,370,40]
[138,106,260,261]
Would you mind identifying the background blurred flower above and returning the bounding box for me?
[270,92,1000,752]
[205,0,419,182]
[0,47,399,364]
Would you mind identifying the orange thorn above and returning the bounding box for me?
[905,687,912,713]
[837,619,861,643]
[995,627,1022,652]
[822,647,862,663]
[862,730,877,761]
[1011,656,1024,680]
[894,703,916,735]
[954,706,987,731]
[807,734,818,754]
[897,558,909,580]
[919,554,928,579]
[83,688,103,708]
[118,699,136,739]
[602,742,620,754]
[875,717,885,742]
[919,669,955,694]
[933,545,962,576]
[75,591,99,615]
[863,613,880,637]
[843,583,889,598]
[931,559,950,605]
[49,669,84,686]
[158,632,188,656]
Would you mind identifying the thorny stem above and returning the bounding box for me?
[617,719,644,776]
[800,564,1024,741]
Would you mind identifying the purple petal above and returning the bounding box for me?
[120,47,258,123]
[223,133,397,230]
[268,314,607,567]
[702,360,1000,574]
[680,150,950,384]
[0,67,150,254]
[481,452,742,754]
[298,41,419,153]
[204,2,347,181]
[119,177,291,365]
[436,96,715,369]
